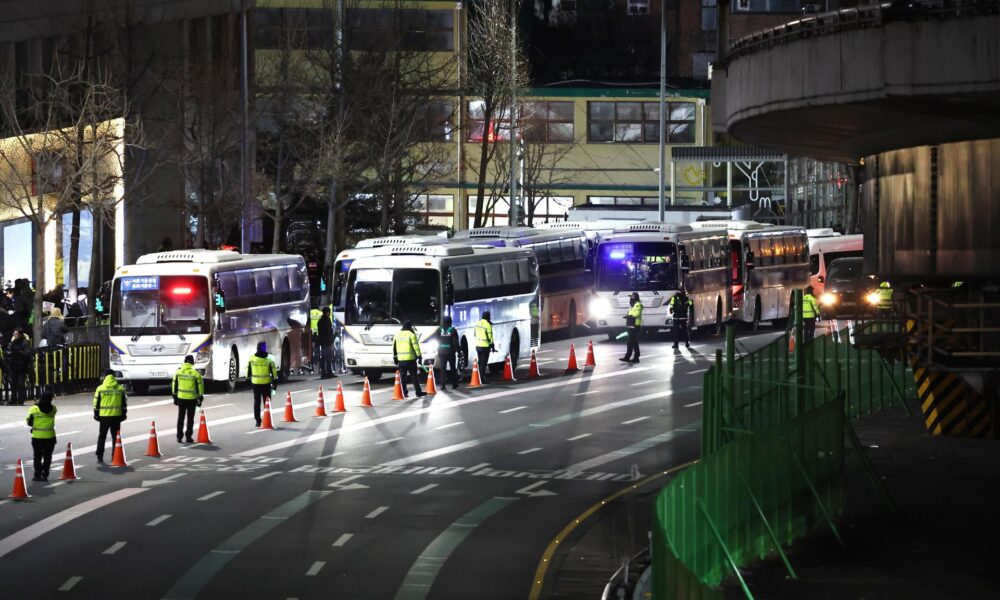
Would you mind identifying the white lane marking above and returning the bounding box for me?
[564,425,699,472]
[0,401,175,431]
[465,462,489,472]
[46,482,66,489]
[536,349,553,354]
[246,429,269,435]
[103,541,127,555]
[237,366,655,458]
[411,484,437,495]
[252,471,281,480]
[567,433,591,441]
[74,411,259,455]
[622,416,650,425]
[499,406,526,414]
[517,447,542,455]
[0,488,148,559]
[684,401,703,408]
[688,368,708,374]
[630,380,659,386]
[58,576,83,591]
[60,430,81,436]
[131,458,144,464]
[317,451,347,460]
[306,561,325,576]
[536,359,556,364]
[434,421,464,430]
[146,514,172,527]
[332,533,353,547]
[366,506,389,519]
[203,403,233,409]
[378,436,405,445]
[573,390,601,396]
[197,491,225,501]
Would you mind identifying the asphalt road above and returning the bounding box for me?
[0,328,783,599]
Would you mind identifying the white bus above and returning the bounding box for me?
[452,226,590,336]
[691,221,810,330]
[807,231,864,296]
[109,250,311,394]
[588,223,731,339]
[342,244,540,380]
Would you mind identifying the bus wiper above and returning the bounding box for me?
[130,312,156,342]
[162,321,187,342]
[365,315,374,331]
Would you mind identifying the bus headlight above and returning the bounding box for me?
[865,291,882,305]
[819,293,838,307]
[195,347,211,363]
[590,298,612,319]
[110,347,122,366]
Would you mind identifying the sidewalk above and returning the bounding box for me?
[726,407,1000,599]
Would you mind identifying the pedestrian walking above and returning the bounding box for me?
[26,391,56,481]
[246,341,278,428]
[620,293,643,363]
[393,321,425,398]
[435,316,460,390]
[474,311,495,383]
[802,285,820,343]
[172,355,204,443]
[669,288,693,350]
[317,307,335,379]
[6,327,33,405]
[93,370,127,463]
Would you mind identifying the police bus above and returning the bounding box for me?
[689,221,810,330]
[452,227,590,336]
[342,244,540,380]
[109,250,311,394]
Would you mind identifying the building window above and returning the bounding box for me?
[420,101,454,142]
[522,102,574,144]
[627,0,650,16]
[346,9,454,52]
[587,101,697,144]
[468,101,512,143]
[702,0,717,31]
[412,194,454,228]
[254,8,334,50]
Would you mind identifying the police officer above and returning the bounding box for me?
[309,306,323,373]
[317,307,335,379]
[802,285,820,343]
[669,287,693,350]
[620,293,643,363]
[26,390,56,481]
[877,280,894,315]
[436,316,460,390]
[474,311,495,382]
[393,321,425,398]
[93,370,127,463]
[172,355,204,443]
[247,341,278,428]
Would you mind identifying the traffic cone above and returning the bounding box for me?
[425,366,438,395]
[584,340,597,368]
[111,431,128,467]
[260,399,275,429]
[282,390,298,422]
[469,358,484,388]
[315,387,328,417]
[565,344,579,374]
[528,349,541,379]
[144,421,162,458]
[332,381,347,413]
[788,330,796,353]
[392,370,405,400]
[360,377,373,407]
[502,354,516,381]
[196,409,213,444]
[58,443,79,481]
[8,458,29,500]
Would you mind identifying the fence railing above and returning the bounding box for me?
[1,343,103,404]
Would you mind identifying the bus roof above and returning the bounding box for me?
[121,251,303,276]
[689,219,766,231]
[612,222,693,234]
[807,228,842,238]
[354,235,448,249]
[452,226,585,247]
[808,234,863,254]
[136,250,244,264]
[348,244,533,268]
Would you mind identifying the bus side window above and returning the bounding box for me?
[254,270,274,306]
[451,267,469,302]
[467,265,486,301]
[219,272,239,310]
[485,262,503,290]
[533,242,549,266]
[501,261,519,296]
[272,267,291,303]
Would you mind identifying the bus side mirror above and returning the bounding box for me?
[333,272,345,300]
[817,275,824,283]
[214,290,226,314]
[745,251,755,270]
[680,252,691,275]
[444,281,455,305]
[585,247,595,272]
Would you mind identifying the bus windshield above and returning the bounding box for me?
[346,268,440,326]
[596,242,678,292]
[111,276,210,337]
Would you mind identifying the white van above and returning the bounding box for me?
[807,232,863,295]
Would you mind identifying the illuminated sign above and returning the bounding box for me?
[121,276,158,292]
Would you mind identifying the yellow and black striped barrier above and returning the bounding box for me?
[911,361,991,438]
[1,343,102,404]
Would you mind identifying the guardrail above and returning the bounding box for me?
[1,343,103,404]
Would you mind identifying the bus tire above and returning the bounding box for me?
[459,338,469,372]
[751,300,762,332]
[279,339,291,383]
[567,302,577,339]
[714,299,723,336]
[226,348,240,394]
[362,369,382,382]
[131,381,149,395]
[509,330,520,371]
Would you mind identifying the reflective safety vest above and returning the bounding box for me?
[802,293,819,319]
[93,376,126,417]
[172,363,204,401]
[248,354,278,385]
[27,405,56,439]
[437,327,456,352]
[627,301,644,327]
[394,330,421,362]
[474,319,493,348]
[878,282,893,309]
[668,295,692,321]
[310,308,323,335]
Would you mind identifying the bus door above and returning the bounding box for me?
[730,240,745,311]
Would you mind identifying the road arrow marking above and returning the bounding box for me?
[141,473,187,488]
[516,481,557,498]
[328,475,369,491]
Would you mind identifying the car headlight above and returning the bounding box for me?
[819,293,838,307]
[590,297,612,319]
[110,348,122,366]
[866,291,882,305]
[195,346,211,363]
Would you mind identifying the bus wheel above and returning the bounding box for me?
[509,331,520,371]
[751,300,762,332]
[279,339,291,382]
[567,302,577,338]
[363,369,382,382]
[714,300,723,336]
[131,382,149,395]
[226,348,239,394]
[458,338,469,372]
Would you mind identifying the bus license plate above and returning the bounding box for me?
[149,370,168,378]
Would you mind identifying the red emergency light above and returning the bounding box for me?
[171,287,193,296]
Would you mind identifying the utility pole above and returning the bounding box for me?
[239,0,251,253]
[657,0,667,222]
[508,0,519,226]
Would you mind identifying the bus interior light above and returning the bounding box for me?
[609,251,626,260]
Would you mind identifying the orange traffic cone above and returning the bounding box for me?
[425,366,438,395]
[788,330,796,353]
[360,377,374,408]
[584,340,597,368]
[502,354,516,381]
[8,458,29,499]
[261,399,275,429]
[196,409,213,444]
[332,381,347,413]
[111,431,128,467]
[315,387,328,417]
[528,349,541,379]
[58,443,79,481]
[144,421,162,458]
[565,344,579,374]
[469,358,484,388]
[392,370,405,400]
[282,391,298,422]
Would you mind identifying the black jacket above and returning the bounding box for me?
[436,326,459,356]
[6,338,32,371]
[317,316,334,346]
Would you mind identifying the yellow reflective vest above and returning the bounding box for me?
[877,282,893,309]
[394,330,421,362]
[310,308,323,335]
[27,405,56,439]
[172,363,204,401]
[668,295,691,321]
[802,293,819,319]
[93,375,126,417]
[627,301,644,327]
[247,354,278,385]
[474,319,493,348]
